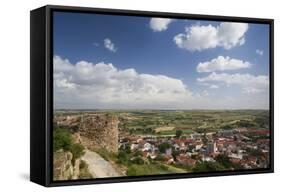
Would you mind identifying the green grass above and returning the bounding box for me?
[94,148,118,162]
[126,163,186,176]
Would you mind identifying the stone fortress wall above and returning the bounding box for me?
[55,113,119,153]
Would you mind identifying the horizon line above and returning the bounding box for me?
[53,108,270,111]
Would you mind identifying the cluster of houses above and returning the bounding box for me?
[119,127,270,170]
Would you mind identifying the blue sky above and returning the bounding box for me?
[53,11,270,109]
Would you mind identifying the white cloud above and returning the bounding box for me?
[209,84,219,89]
[256,49,264,56]
[242,87,264,94]
[104,38,117,52]
[197,56,252,73]
[53,56,73,72]
[53,56,198,109]
[149,18,173,32]
[54,56,269,109]
[197,72,269,94]
[174,22,248,51]
[202,90,209,96]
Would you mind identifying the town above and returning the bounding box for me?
[118,127,270,172]
[53,110,270,178]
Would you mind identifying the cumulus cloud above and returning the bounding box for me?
[104,38,117,52]
[149,18,173,32]
[202,90,209,96]
[197,72,269,94]
[209,84,219,89]
[256,49,264,56]
[54,56,269,109]
[174,22,248,51]
[53,56,200,109]
[197,56,252,73]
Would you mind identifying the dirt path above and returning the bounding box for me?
[81,149,122,178]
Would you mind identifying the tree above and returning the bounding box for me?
[215,154,232,169]
[124,144,131,154]
[175,130,183,138]
[172,150,180,159]
[247,148,263,156]
[158,142,171,153]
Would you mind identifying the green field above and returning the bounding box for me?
[54,109,269,136]
[110,110,269,136]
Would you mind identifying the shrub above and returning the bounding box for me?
[130,156,144,165]
[117,151,128,164]
[95,148,118,162]
[192,161,225,172]
[79,160,93,179]
[53,128,72,152]
[79,160,88,170]
[154,154,165,161]
[70,143,85,162]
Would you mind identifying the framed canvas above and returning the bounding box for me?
[30,5,274,187]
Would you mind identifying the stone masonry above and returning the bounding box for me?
[55,113,119,153]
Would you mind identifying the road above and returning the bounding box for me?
[81,149,122,178]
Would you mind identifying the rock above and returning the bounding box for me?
[72,159,80,179]
[53,151,83,180]
[53,151,74,181]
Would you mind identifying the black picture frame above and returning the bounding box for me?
[30,5,274,187]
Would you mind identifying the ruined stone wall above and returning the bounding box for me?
[78,114,119,153]
[54,113,119,153]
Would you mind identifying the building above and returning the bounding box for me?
[206,141,216,154]
[142,142,152,151]
[165,148,172,156]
